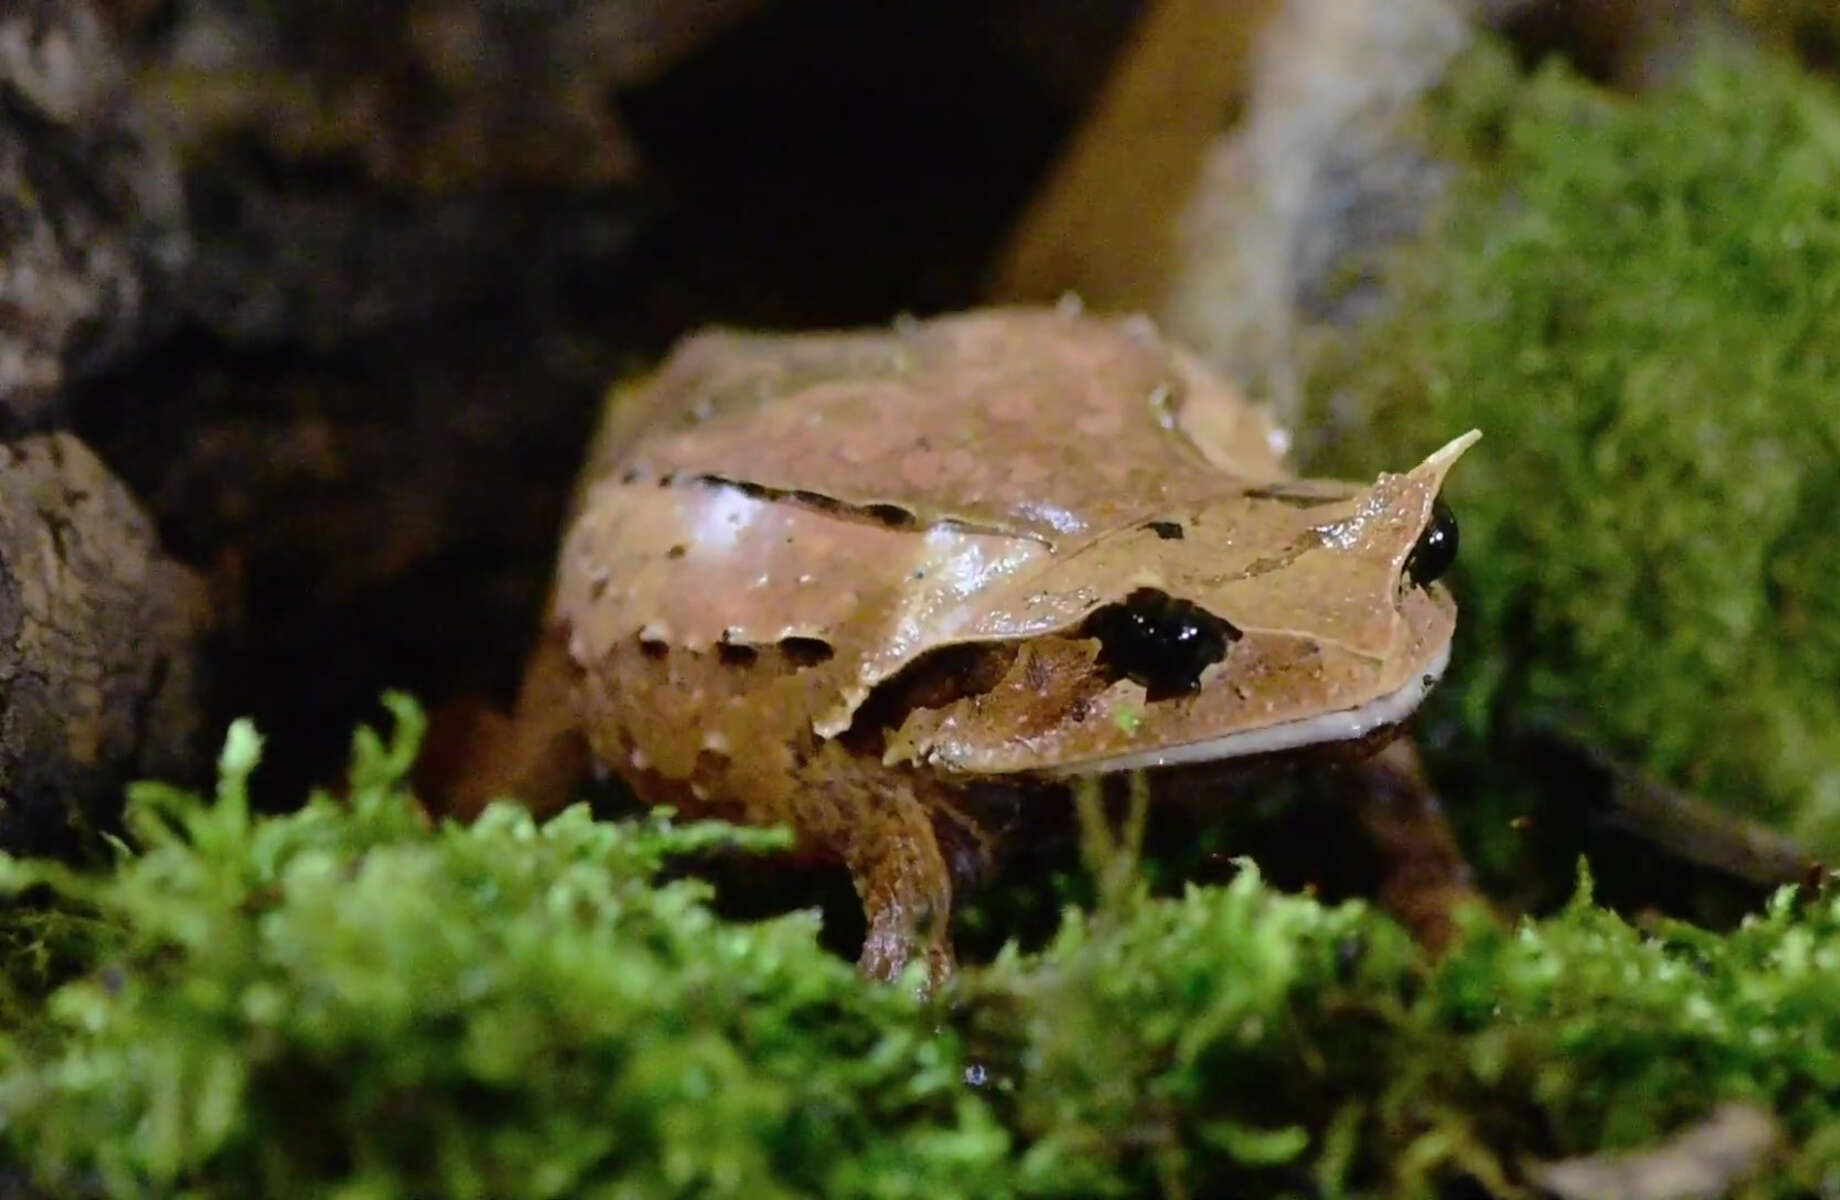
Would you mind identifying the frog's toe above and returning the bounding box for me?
[858,920,956,996]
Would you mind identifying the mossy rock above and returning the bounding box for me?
[1305,39,1840,868]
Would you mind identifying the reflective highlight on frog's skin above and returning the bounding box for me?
[449,307,1481,988]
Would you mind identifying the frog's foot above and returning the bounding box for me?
[1342,738,1493,952]
[860,919,956,995]
[847,799,958,993]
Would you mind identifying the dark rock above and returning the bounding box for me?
[0,0,188,429]
[117,0,763,348]
[0,433,211,856]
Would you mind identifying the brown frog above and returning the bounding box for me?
[442,306,1481,986]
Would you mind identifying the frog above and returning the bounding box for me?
[437,305,1482,987]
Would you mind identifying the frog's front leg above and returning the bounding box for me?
[1339,738,1491,951]
[837,789,957,989]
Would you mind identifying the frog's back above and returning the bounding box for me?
[581,307,1292,543]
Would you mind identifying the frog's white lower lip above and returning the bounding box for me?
[1045,637,1452,777]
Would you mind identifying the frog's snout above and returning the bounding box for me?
[1404,499,1458,588]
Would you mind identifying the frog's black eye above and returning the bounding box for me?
[1404,499,1458,588]
[1083,588,1240,701]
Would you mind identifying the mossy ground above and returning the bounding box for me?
[6,33,1840,1200]
[0,702,1837,1198]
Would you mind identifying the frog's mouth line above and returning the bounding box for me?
[1042,636,1452,777]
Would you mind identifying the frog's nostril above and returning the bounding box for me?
[1405,499,1458,587]
[1083,588,1239,701]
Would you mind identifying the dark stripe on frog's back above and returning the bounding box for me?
[1238,480,1365,506]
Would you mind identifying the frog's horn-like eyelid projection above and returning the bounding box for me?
[1421,429,1482,477]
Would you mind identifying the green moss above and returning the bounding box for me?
[5,705,1840,1196]
[975,864,1840,1197]
[1306,41,1840,859]
[0,700,1006,1199]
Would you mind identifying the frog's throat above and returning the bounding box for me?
[1041,636,1452,777]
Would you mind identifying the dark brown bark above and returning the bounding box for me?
[0,433,211,856]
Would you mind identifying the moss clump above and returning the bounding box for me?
[1306,41,1840,859]
[974,868,1840,1197]
[0,698,1006,1199]
[5,703,1840,1196]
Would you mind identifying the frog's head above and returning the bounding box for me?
[877,431,1479,777]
